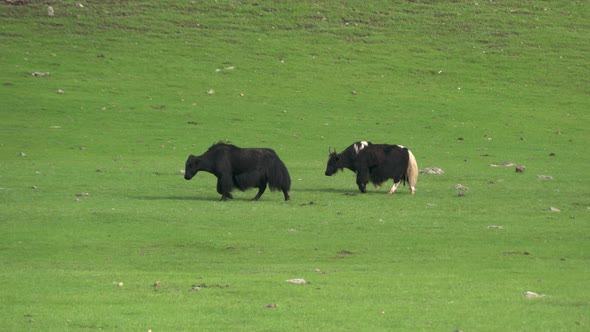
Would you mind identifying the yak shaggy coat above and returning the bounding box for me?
[184,143,291,201]
[325,141,418,195]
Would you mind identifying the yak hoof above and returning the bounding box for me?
[220,194,233,201]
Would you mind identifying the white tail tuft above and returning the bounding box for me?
[407,150,418,194]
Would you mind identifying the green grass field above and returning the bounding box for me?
[1,0,589,331]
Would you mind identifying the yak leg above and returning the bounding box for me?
[219,190,233,201]
[252,183,267,201]
[217,176,233,201]
[220,194,233,201]
[387,180,401,195]
[356,171,369,193]
[358,183,367,193]
[282,189,290,201]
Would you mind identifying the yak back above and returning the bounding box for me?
[204,143,290,191]
[357,144,410,185]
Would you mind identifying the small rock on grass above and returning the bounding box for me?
[420,167,444,174]
[454,184,468,191]
[286,278,308,285]
[524,291,545,298]
[495,162,516,167]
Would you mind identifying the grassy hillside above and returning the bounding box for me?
[1,0,589,331]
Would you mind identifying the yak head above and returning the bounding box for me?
[184,154,201,180]
[325,148,341,176]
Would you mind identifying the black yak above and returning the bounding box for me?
[184,143,291,201]
[325,141,418,194]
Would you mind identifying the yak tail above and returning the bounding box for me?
[267,155,291,192]
[406,149,418,194]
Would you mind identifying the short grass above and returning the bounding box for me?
[1,0,589,331]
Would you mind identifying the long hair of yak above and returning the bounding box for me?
[264,150,291,191]
[365,146,409,186]
[406,149,418,193]
[233,148,291,191]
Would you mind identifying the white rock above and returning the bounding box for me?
[455,184,468,191]
[420,167,444,174]
[524,291,545,298]
[286,278,308,285]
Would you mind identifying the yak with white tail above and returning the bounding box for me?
[325,141,418,195]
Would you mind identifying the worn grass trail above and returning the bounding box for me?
[1,1,589,331]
